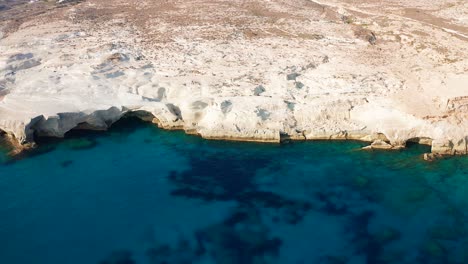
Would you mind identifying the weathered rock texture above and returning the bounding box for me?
[0,0,467,155]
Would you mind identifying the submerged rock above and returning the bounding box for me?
[429,226,465,241]
[403,187,431,203]
[372,227,401,244]
[320,256,348,264]
[60,160,73,167]
[422,240,447,259]
[64,138,97,150]
[353,175,370,188]
[99,250,135,264]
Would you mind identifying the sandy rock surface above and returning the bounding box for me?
[0,0,467,155]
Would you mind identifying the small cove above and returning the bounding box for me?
[1,118,468,264]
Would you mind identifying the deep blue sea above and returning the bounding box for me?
[1,118,468,264]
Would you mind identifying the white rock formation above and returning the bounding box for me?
[0,0,467,155]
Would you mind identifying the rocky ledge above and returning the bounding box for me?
[0,0,467,157]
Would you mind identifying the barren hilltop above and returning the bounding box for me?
[0,0,467,157]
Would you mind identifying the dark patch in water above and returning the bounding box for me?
[64,138,98,150]
[146,237,197,264]
[318,255,348,264]
[14,144,56,162]
[169,152,310,223]
[223,211,249,226]
[350,211,382,263]
[196,208,282,264]
[168,153,266,200]
[99,250,136,264]
[348,211,406,264]
[316,191,349,215]
[60,160,73,168]
[165,150,311,261]
[146,208,282,264]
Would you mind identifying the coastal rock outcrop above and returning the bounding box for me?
[0,0,467,156]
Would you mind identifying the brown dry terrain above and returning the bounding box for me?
[2,0,467,38]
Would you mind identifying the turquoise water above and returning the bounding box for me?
[1,118,468,264]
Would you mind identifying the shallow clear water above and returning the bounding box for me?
[1,118,468,264]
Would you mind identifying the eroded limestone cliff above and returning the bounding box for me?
[0,0,467,156]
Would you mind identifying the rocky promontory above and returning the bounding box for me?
[0,0,467,156]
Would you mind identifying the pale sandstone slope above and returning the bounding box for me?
[0,0,467,155]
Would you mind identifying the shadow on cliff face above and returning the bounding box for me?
[0,131,12,163]
[63,116,148,139]
[34,117,149,151]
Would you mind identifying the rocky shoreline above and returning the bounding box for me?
[0,107,464,161]
[0,0,467,159]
